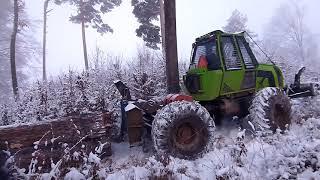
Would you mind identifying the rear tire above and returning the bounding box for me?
[152,101,215,159]
[249,87,292,136]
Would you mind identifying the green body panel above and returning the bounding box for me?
[184,30,285,101]
[188,69,223,101]
[256,64,285,90]
[220,70,245,95]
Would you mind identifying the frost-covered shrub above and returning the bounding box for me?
[0,69,122,126]
[291,95,320,122]
[127,47,166,100]
[0,47,168,125]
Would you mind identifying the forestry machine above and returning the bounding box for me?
[115,30,317,159]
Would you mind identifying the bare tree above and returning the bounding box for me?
[262,1,319,80]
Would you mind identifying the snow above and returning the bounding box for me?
[88,152,101,164]
[72,151,80,161]
[95,141,109,154]
[298,168,320,179]
[2,93,320,180]
[110,142,152,170]
[64,168,85,180]
[125,103,139,112]
[103,113,320,179]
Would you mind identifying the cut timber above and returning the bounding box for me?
[0,113,113,174]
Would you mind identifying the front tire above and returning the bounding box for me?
[249,87,292,136]
[152,101,215,159]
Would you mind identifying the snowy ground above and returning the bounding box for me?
[4,95,320,180]
[102,119,320,180]
[95,96,320,180]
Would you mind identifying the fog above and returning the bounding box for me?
[22,0,320,77]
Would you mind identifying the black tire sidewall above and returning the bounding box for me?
[249,87,292,135]
[152,101,215,159]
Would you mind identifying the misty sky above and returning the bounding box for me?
[25,0,320,78]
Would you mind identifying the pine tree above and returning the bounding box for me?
[223,9,257,48]
[131,0,161,49]
[54,0,122,70]
[10,0,20,98]
[42,0,52,82]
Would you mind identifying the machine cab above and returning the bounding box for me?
[184,30,260,101]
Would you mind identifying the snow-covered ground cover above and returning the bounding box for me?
[103,118,320,180]
[2,95,320,180]
[91,96,320,180]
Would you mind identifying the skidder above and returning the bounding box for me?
[115,30,317,159]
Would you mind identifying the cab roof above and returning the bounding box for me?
[195,30,246,42]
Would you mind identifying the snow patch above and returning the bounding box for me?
[64,168,85,180]
[125,103,139,112]
[88,152,101,164]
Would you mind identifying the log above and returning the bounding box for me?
[0,113,113,174]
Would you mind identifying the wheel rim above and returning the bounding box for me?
[271,99,291,131]
[175,123,196,145]
[274,103,286,128]
[169,116,208,156]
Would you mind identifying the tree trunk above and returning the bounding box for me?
[10,0,19,99]
[81,18,89,71]
[159,0,165,54]
[162,0,180,94]
[43,0,50,82]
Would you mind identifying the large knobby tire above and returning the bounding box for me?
[249,87,292,136]
[152,101,215,159]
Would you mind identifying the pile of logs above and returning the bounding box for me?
[0,113,113,174]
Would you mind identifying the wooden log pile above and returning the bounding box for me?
[0,113,113,174]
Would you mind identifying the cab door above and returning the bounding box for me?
[219,35,245,96]
[235,36,257,91]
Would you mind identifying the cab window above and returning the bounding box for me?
[221,36,242,70]
[191,39,221,70]
[236,36,255,69]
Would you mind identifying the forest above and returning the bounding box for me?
[0,0,320,179]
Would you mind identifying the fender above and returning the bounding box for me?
[164,94,193,104]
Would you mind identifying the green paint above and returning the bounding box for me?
[184,30,285,101]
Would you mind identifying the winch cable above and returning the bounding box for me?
[245,32,276,65]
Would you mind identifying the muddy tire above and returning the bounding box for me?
[249,87,292,136]
[152,101,215,159]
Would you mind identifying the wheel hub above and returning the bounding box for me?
[273,103,288,130]
[176,123,196,145]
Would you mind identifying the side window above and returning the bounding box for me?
[193,45,206,65]
[221,36,242,70]
[237,36,255,69]
[192,40,221,70]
